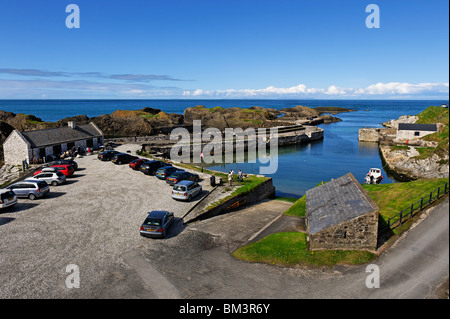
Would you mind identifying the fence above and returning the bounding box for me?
[378,182,449,234]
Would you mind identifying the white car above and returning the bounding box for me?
[171,180,202,202]
[0,189,18,209]
[27,171,67,186]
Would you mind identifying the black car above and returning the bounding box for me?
[111,153,139,165]
[165,171,200,186]
[98,150,120,161]
[139,211,174,238]
[139,160,171,175]
[50,159,78,170]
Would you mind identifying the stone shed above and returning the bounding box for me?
[396,123,437,141]
[3,121,104,165]
[305,173,379,251]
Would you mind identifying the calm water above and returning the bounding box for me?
[1,99,448,197]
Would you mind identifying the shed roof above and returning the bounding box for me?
[306,173,378,234]
[20,123,103,148]
[398,123,437,132]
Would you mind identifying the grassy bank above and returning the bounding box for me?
[232,232,374,266]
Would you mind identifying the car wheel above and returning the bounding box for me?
[188,195,192,202]
[28,194,36,200]
[51,181,58,186]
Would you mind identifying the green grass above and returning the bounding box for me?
[283,194,306,217]
[274,196,299,203]
[415,106,449,159]
[363,178,449,221]
[232,232,375,266]
[390,145,410,151]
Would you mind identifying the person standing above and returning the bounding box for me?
[228,171,233,186]
[238,169,243,183]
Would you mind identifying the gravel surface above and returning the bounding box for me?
[0,145,211,298]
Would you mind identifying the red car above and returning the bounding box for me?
[34,164,75,177]
[129,158,146,170]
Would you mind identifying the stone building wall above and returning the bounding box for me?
[396,129,435,141]
[309,211,379,251]
[3,130,32,165]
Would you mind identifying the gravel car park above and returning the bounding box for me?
[0,144,211,298]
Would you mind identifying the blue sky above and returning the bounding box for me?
[0,0,448,99]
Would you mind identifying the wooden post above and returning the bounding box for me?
[399,211,403,225]
[429,192,433,205]
[437,187,440,199]
[420,198,424,211]
[410,203,414,218]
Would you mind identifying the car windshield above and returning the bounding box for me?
[144,218,162,226]
[173,185,186,191]
[56,172,65,177]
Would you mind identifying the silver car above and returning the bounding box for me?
[27,171,67,186]
[171,180,202,202]
[0,189,18,209]
[6,180,50,200]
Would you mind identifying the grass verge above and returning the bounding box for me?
[232,232,375,266]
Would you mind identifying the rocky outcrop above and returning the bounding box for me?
[380,145,449,179]
[278,105,348,123]
[183,105,290,131]
[383,115,418,129]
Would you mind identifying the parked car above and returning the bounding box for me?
[166,171,200,186]
[0,189,18,209]
[111,153,139,165]
[34,164,74,177]
[129,158,147,170]
[140,160,171,175]
[98,150,120,161]
[27,171,66,186]
[49,159,78,170]
[139,210,174,238]
[155,166,179,180]
[171,180,202,202]
[6,180,50,200]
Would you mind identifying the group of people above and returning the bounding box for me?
[228,169,243,186]
[209,169,244,187]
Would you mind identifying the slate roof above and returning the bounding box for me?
[398,123,437,132]
[20,123,103,148]
[306,173,379,234]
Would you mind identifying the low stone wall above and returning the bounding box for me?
[184,177,276,223]
[309,211,379,251]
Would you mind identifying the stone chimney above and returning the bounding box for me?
[68,121,76,129]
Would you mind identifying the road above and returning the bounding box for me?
[134,196,449,299]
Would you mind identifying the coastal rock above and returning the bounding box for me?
[183,105,287,130]
[380,145,449,179]
[278,105,345,123]
[382,115,418,129]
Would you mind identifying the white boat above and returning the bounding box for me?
[364,168,383,184]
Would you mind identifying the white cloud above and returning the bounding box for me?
[183,82,449,99]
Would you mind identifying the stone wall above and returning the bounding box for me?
[3,130,31,165]
[185,177,276,223]
[308,211,379,251]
